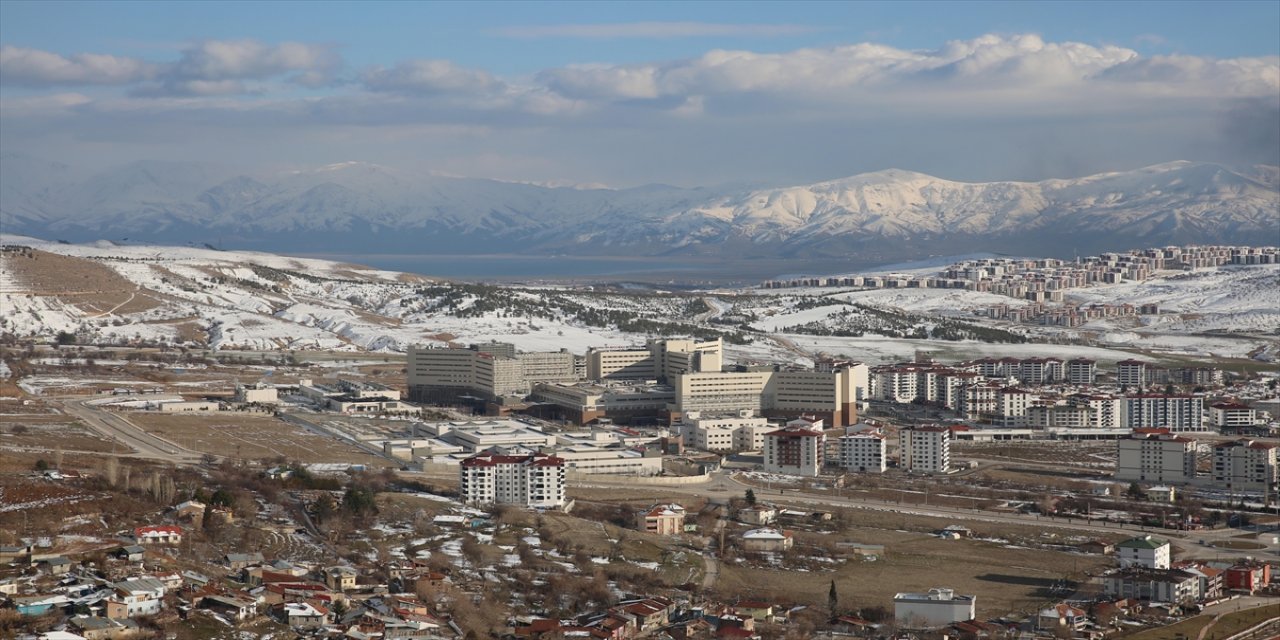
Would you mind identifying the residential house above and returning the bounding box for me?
[737,504,777,526]
[1037,603,1087,632]
[133,525,183,545]
[1078,540,1114,555]
[636,504,686,536]
[201,594,258,622]
[13,594,70,617]
[107,578,166,618]
[741,528,793,552]
[272,601,329,629]
[323,566,357,591]
[68,616,139,640]
[1117,536,1171,569]
[115,545,145,562]
[225,552,264,571]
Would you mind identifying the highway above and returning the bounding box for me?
[56,395,204,465]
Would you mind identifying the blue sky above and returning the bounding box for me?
[1,1,1277,186]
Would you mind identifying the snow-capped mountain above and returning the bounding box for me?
[2,155,1275,259]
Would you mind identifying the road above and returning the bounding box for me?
[56,395,204,465]
[566,471,1280,563]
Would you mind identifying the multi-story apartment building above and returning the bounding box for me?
[1212,440,1278,492]
[958,381,1001,420]
[899,426,951,474]
[839,428,887,473]
[763,423,825,477]
[996,387,1034,426]
[1068,394,1125,429]
[635,504,686,536]
[1117,536,1171,569]
[1115,432,1198,484]
[459,452,566,508]
[1027,404,1091,429]
[1116,360,1147,388]
[1067,358,1097,384]
[1210,402,1259,430]
[1125,395,1205,432]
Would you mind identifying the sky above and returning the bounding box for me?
[1,0,1278,187]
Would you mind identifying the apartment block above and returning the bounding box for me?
[763,423,825,477]
[1115,432,1198,484]
[899,426,951,474]
[1212,440,1278,492]
[459,452,566,508]
[1125,395,1205,432]
[839,428,887,473]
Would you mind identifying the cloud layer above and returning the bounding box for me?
[2,33,1277,185]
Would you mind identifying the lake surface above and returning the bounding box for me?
[298,253,884,285]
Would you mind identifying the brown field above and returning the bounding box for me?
[1123,604,1280,640]
[714,530,1108,618]
[128,413,394,466]
[2,250,161,315]
[0,420,121,455]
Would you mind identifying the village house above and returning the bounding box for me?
[737,504,777,526]
[106,577,166,618]
[741,528,793,552]
[636,504,686,535]
[133,525,183,545]
[323,566,358,591]
[1037,603,1088,632]
[272,601,330,629]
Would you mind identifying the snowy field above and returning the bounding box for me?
[2,235,1275,364]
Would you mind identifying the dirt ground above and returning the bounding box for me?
[128,412,393,466]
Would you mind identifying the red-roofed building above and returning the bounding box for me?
[636,504,686,535]
[134,525,183,544]
[763,427,824,477]
[460,451,566,508]
[1224,562,1272,593]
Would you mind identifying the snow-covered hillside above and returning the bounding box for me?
[2,154,1275,259]
[1,236,1275,363]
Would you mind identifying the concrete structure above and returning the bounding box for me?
[530,381,674,425]
[893,588,977,628]
[459,451,566,508]
[899,426,951,474]
[673,364,866,427]
[1212,440,1278,492]
[234,384,279,404]
[1125,395,1205,432]
[1116,360,1147,388]
[740,528,793,552]
[763,424,824,477]
[679,412,770,452]
[636,504,686,535]
[587,338,723,382]
[838,428,886,473]
[408,342,578,401]
[1103,567,1198,603]
[1117,536,1171,569]
[1066,358,1097,385]
[1210,402,1260,430]
[158,400,220,413]
[1115,432,1197,484]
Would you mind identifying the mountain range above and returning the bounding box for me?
[2,155,1276,261]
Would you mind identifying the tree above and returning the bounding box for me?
[744,489,757,506]
[55,331,76,346]
[828,579,839,615]
[1126,482,1146,500]
[34,459,48,472]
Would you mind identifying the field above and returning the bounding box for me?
[1123,604,1280,640]
[714,528,1108,618]
[128,412,394,466]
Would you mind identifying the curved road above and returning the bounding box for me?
[56,395,204,464]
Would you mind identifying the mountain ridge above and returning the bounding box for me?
[2,156,1276,260]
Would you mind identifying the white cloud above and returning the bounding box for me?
[1,40,338,95]
[490,21,825,39]
[361,59,498,94]
[0,45,156,85]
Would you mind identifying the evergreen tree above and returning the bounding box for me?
[829,579,839,615]
[744,489,757,506]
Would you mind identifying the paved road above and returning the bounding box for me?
[568,471,1280,562]
[56,396,203,465]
